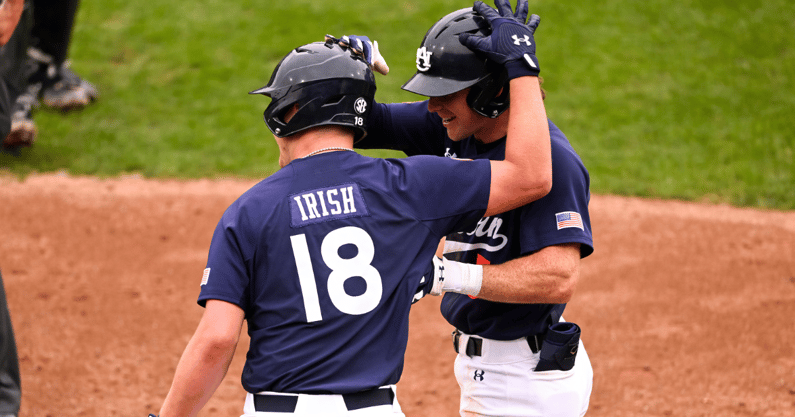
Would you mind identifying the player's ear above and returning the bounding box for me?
[283,104,300,123]
[538,76,546,100]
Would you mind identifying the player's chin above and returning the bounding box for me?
[442,122,466,141]
[444,128,468,142]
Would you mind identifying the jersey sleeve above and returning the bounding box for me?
[388,155,492,235]
[197,203,253,309]
[519,131,594,258]
[356,101,448,156]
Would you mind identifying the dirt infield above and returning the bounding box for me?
[1,173,794,417]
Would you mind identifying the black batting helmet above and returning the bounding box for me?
[402,8,509,118]
[250,40,376,141]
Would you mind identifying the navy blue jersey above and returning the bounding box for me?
[359,101,593,340]
[198,150,490,394]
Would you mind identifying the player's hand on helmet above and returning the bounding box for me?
[459,0,541,79]
[325,34,390,75]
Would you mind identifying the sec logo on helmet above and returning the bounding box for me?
[354,97,368,114]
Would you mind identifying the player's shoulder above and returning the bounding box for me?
[355,154,438,189]
[247,170,293,200]
[386,153,487,178]
[548,120,576,151]
[548,120,586,165]
[222,169,293,218]
[544,120,590,190]
[359,154,488,205]
[381,100,431,114]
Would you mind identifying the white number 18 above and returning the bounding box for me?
[289,226,382,322]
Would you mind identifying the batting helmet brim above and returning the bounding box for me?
[401,71,488,98]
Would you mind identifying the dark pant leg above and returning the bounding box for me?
[0,80,11,141]
[0,0,32,98]
[30,0,80,65]
[1,0,33,141]
[0,271,21,416]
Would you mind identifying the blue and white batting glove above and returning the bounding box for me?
[326,34,390,75]
[459,0,541,79]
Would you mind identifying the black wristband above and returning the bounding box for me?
[505,57,540,80]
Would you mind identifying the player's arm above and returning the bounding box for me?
[158,300,244,417]
[459,1,551,217]
[0,0,24,45]
[484,74,551,217]
[431,243,581,303]
[479,244,580,303]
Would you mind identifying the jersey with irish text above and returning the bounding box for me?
[198,150,490,394]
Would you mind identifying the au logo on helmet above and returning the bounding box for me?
[416,47,432,72]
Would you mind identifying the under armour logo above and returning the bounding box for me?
[473,370,485,381]
[416,47,432,72]
[512,34,532,46]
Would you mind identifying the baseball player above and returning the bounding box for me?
[3,0,97,149]
[152,29,550,417]
[1,0,34,150]
[349,1,595,415]
[25,0,98,110]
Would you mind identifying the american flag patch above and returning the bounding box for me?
[556,211,584,230]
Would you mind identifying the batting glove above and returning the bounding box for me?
[429,257,482,297]
[326,34,390,75]
[459,0,541,79]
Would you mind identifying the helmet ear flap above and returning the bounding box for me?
[262,98,295,136]
[466,69,509,118]
[401,7,512,118]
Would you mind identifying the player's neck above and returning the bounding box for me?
[473,108,509,144]
[280,126,355,165]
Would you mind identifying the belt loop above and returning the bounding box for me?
[453,330,483,357]
[527,334,541,353]
[465,336,482,357]
[452,329,461,353]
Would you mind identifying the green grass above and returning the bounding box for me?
[2,0,793,210]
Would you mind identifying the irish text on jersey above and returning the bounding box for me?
[290,183,370,228]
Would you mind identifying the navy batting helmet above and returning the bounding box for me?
[250,40,376,141]
[402,8,509,118]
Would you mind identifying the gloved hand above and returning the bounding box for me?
[325,34,390,75]
[459,0,541,79]
[429,256,446,296]
[429,256,483,297]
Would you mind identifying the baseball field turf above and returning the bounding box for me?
[1,0,793,210]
